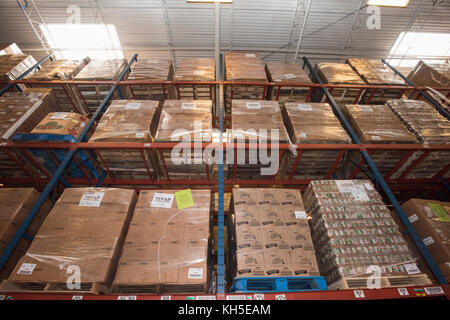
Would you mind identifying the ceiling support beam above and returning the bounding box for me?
[342,0,365,50]
[293,0,312,63]
[17,0,54,55]
[161,0,176,66]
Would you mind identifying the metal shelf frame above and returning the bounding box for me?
[0,53,449,300]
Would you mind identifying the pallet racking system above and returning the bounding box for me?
[0,53,449,300]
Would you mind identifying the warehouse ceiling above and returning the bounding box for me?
[0,0,449,66]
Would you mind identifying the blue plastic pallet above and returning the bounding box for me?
[13,133,100,179]
[231,276,328,293]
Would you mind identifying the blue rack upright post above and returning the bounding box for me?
[303,56,448,285]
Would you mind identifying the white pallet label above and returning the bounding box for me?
[404,263,421,275]
[195,296,216,300]
[188,267,204,279]
[397,288,409,296]
[359,105,373,112]
[151,193,174,208]
[371,136,381,141]
[246,102,261,109]
[298,104,313,111]
[226,295,248,300]
[353,290,365,298]
[422,236,434,246]
[135,132,146,138]
[50,112,70,120]
[298,133,307,139]
[408,214,419,223]
[424,287,444,295]
[295,211,307,219]
[193,70,206,76]
[276,294,286,300]
[79,192,105,207]
[161,296,172,300]
[17,263,36,275]
[284,73,296,79]
[72,296,84,300]
[125,102,141,110]
[182,102,196,110]
[254,294,265,300]
[117,296,137,300]
[245,53,256,58]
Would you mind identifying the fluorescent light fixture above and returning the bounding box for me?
[367,0,409,7]
[187,0,233,3]
[40,24,124,60]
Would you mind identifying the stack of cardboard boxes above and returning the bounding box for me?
[128,58,174,101]
[400,199,450,282]
[265,62,312,102]
[0,91,56,177]
[0,188,52,281]
[228,100,290,180]
[74,59,128,114]
[89,100,161,180]
[231,188,320,280]
[224,52,268,114]
[407,61,450,111]
[0,54,37,91]
[5,188,137,293]
[154,99,213,181]
[0,43,23,55]
[113,189,211,293]
[27,58,90,114]
[314,62,365,105]
[342,104,418,179]
[281,102,351,180]
[347,59,405,104]
[304,180,430,289]
[386,99,450,179]
[173,58,215,101]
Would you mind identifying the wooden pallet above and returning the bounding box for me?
[111,283,208,294]
[0,279,110,294]
[176,84,214,100]
[98,149,159,181]
[328,274,432,290]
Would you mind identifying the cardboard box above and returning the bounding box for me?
[0,43,23,55]
[90,100,160,142]
[304,180,426,286]
[315,62,365,84]
[174,58,215,81]
[232,188,319,278]
[31,112,90,139]
[113,190,211,292]
[9,188,137,284]
[229,100,290,143]
[386,99,450,145]
[0,54,37,82]
[347,58,405,85]
[342,104,417,144]
[408,61,450,88]
[0,91,57,141]
[400,199,450,265]
[0,188,52,280]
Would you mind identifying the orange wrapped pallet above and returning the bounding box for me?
[112,189,212,294]
[265,62,313,102]
[1,188,137,294]
[0,188,52,281]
